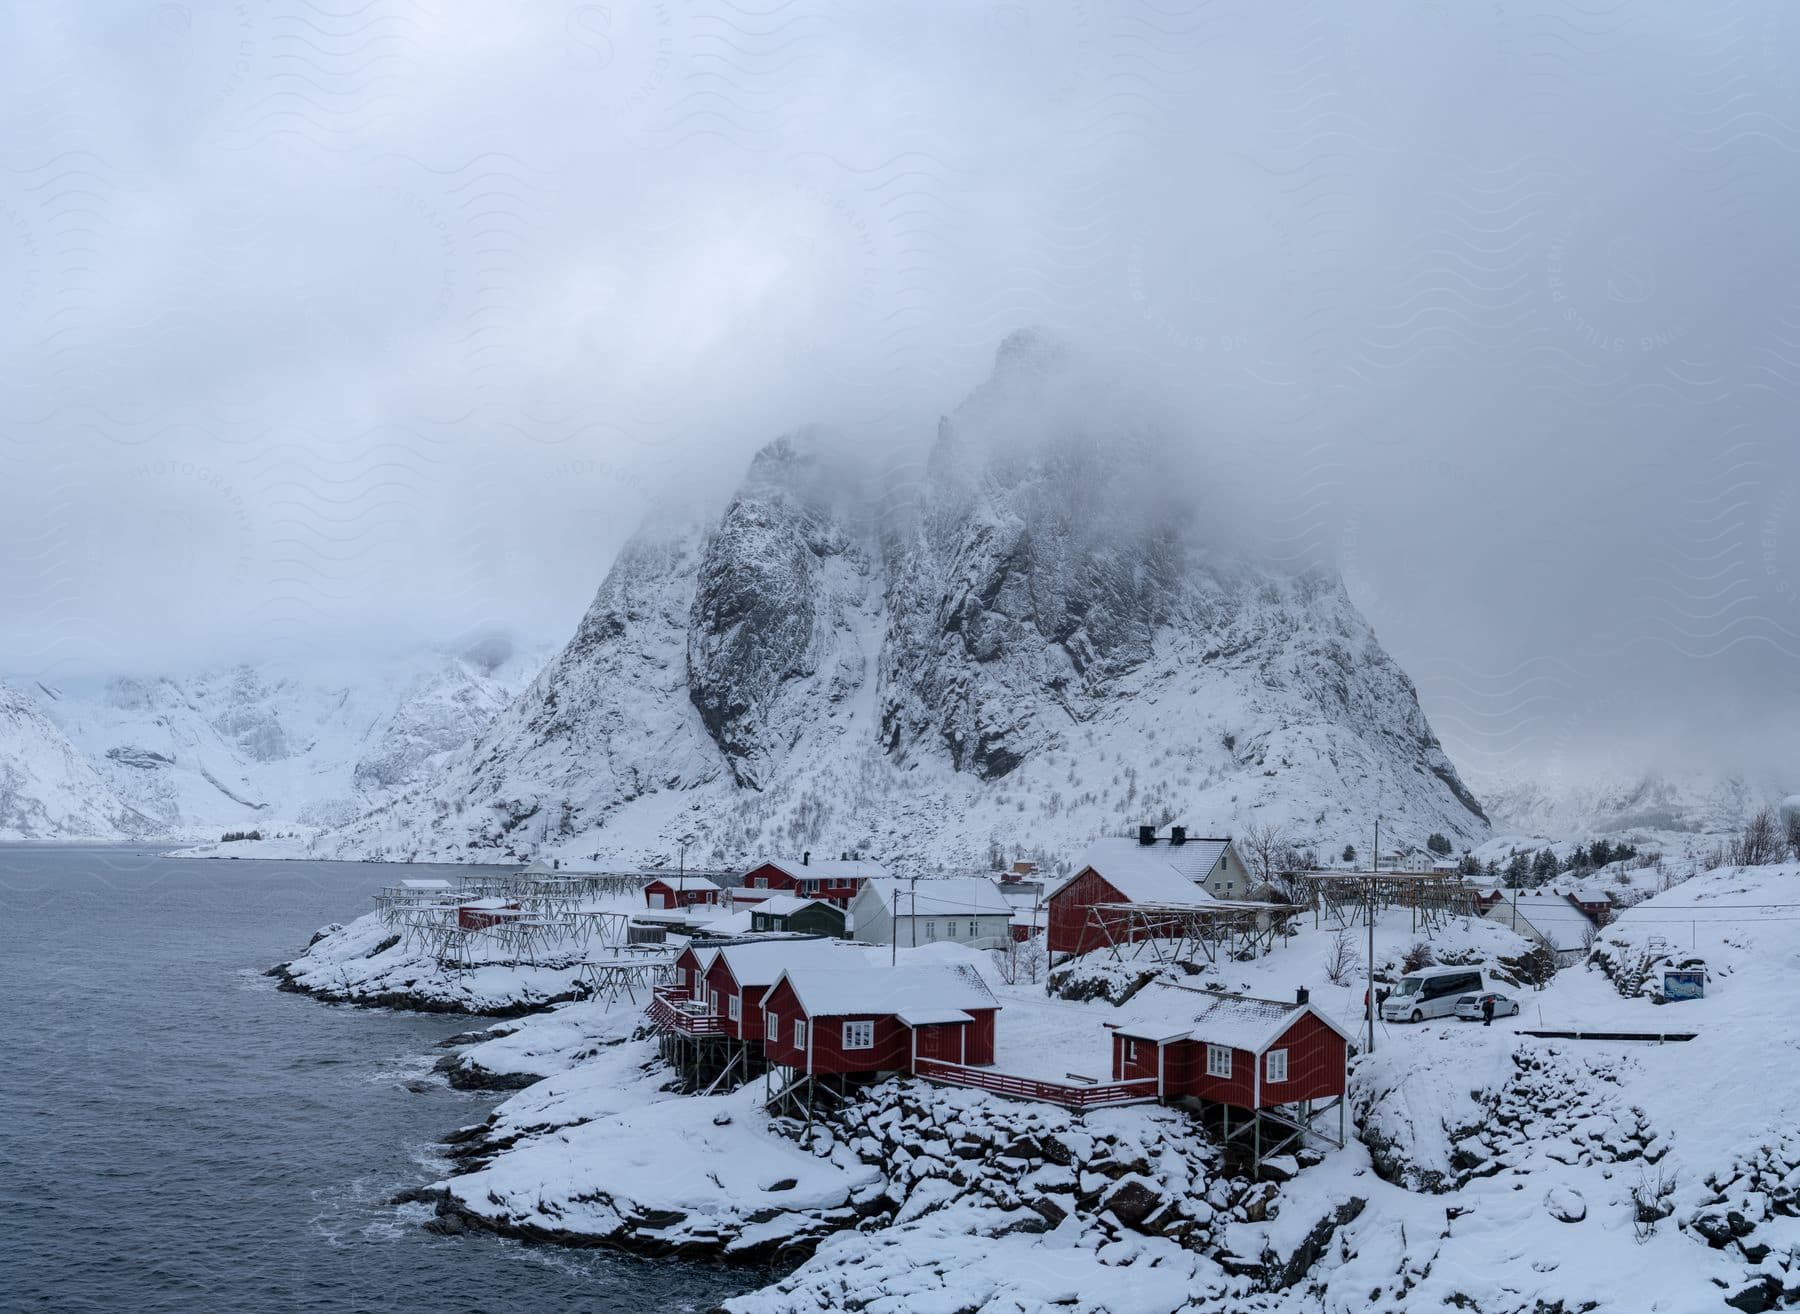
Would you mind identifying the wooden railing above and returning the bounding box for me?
[646,993,729,1036]
[912,1060,1158,1110]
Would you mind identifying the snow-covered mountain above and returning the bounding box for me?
[1471,765,1787,840]
[0,681,152,841]
[315,332,1489,870]
[20,634,546,839]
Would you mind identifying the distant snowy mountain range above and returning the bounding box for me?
[295,331,1495,870]
[0,634,546,841]
[1470,766,1788,842]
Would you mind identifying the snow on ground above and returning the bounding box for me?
[444,996,648,1086]
[440,1058,882,1256]
[275,857,1800,1309]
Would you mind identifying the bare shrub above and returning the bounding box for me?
[1402,941,1435,973]
[1325,927,1361,986]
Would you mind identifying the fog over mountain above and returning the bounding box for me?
[3,3,1799,818]
[300,334,1488,868]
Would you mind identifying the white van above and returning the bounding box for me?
[1380,966,1485,1023]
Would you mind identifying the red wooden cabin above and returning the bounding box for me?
[1048,837,1223,958]
[1111,984,1349,1110]
[759,965,999,1077]
[457,898,521,931]
[739,856,889,907]
[701,940,858,1043]
[643,875,722,910]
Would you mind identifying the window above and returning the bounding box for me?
[1206,1045,1232,1078]
[968,920,978,939]
[1266,1049,1288,1084]
[1124,1039,1138,1063]
[925,921,936,940]
[794,1020,807,1050]
[763,1010,774,1038]
[753,876,766,888]
[843,1020,874,1049]
[728,994,741,1022]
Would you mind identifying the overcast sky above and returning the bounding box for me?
[2,1,1797,791]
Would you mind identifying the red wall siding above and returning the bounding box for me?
[1169,1039,1259,1108]
[807,1014,910,1074]
[645,880,716,909]
[966,1008,996,1066]
[1260,1013,1347,1104]
[672,946,710,999]
[759,979,807,1068]
[1048,869,1128,956]
[1112,1033,1164,1084]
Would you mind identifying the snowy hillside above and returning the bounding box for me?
[312,332,1489,869]
[0,681,152,841]
[21,634,546,839]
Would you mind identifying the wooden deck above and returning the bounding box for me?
[913,1059,1158,1110]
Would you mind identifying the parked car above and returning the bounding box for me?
[1454,992,1520,1022]
[1379,967,1485,1022]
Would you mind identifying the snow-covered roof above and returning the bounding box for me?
[770,963,998,1018]
[752,894,835,919]
[895,1008,974,1027]
[1056,836,1227,906]
[690,910,753,937]
[1486,896,1595,953]
[715,938,858,987]
[645,874,722,892]
[399,878,452,890]
[863,877,1013,918]
[1115,980,1350,1053]
[755,858,890,883]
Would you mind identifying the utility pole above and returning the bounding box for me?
[1368,816,1379,1053]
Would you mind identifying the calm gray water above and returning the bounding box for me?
[0,846,758,1313]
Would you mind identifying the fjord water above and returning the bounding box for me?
[0,846,753,1313]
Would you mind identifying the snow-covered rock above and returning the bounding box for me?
[311,333,1489,868]
[0,679,152,840]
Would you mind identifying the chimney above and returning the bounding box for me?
[1296,987,1310,1006]
[1170,825,1187,846]
[802,851,810,866]
[1137,824,1156,846]
[840,851,848,862]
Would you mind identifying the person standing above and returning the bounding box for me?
[1481,994,1495,1027]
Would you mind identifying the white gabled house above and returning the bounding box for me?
[849,877,1014,950]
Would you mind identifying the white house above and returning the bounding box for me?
[850,877,1014,950]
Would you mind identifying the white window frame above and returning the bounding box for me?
[763,1009,774,1038]
[1124,1039,1138,1064]
[843,1020,874,1050]
[968,920,978,939]
[925,920,936,940]
[728,994,741,1022]
[1206,1044,1232,1079]
[793,1019,807,1050]
[1266,1048,1288,1084]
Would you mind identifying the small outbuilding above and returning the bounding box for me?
[749,895,848,938]
[643,875,723,910]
